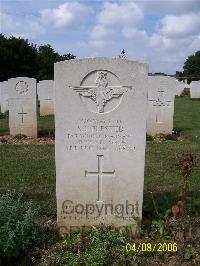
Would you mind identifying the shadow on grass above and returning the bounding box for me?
[0,131,9,136]
[38,129,55,138]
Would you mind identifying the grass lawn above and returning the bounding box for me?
[0,96,199,265]
[0,97,199,215]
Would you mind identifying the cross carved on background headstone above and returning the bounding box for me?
[18,107,28,123]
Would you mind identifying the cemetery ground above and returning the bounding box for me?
[0,97,200,265]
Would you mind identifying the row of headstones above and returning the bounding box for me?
[0,79,54,115]
[0,70,199,139]
[0,79,54,137]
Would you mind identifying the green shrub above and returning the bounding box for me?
[0,111,9,119]
[41,225,133,266]
[0,191,41,261]
[14,134,27,139]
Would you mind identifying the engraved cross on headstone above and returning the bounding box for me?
[149,90,171,123]
[18,107,28,123]
[85,155,115,202]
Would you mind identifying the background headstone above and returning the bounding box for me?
[54,58,148,234]
[190,81,200,98]
[147,75,177,135]
[184,78,190,89]
[8,77,38,137]
[37,80,54,116]
[0,81,9,113]
[175,80,185,96]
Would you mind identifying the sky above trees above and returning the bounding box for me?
[1,0,200,74]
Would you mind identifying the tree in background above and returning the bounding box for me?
[37,44,60,81]
[176,50,200,82]
[0,34,38,81]
[183,51,200,81]
[0,34,76,82]
[37,46,76,80]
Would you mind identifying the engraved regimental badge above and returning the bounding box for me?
[72,70,132,114]
[15,81,29,95]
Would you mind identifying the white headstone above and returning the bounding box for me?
[37,80,54,116]
[190,81,200,98]
[175,80,185,96]
[147,75,177,135]
[0,81,9,113]
[184,79,190,89]
[54,58,148,234]
[8,77,38,137]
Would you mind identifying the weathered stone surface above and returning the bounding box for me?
[37,80,54,116]
[0,81,9,113]
[54,58,148,234]
[147,75,177,135]
[190,81,200,98]
[8,77,38,137]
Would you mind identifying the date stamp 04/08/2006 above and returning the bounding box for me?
[125,242,178,253]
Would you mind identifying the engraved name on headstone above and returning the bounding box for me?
[149,90,171,123]
[147,75,177,135]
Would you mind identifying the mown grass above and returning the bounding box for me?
[0,97,199,216]
[144,96,200,215]
[38,115,55,137]
[174,97,200,143]
[0,145,56,214]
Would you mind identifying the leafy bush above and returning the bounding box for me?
[14,134,27,139]
[0,191,42,261]
[41,225,134,266]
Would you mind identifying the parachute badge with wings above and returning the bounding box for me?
[73,71,132,113]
